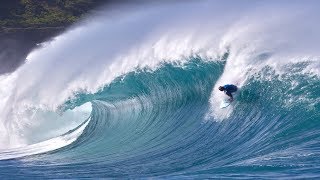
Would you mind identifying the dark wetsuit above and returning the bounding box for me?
[223,84,238,98]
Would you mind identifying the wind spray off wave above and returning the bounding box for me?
[0,0,320,178]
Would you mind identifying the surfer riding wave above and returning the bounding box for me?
[218,84,238,101]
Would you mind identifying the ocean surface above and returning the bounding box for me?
[1,1,320,178]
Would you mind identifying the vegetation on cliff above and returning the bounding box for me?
[0,0,105,29]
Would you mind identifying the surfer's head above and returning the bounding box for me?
[218,86,224,91]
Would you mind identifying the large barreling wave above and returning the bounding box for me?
[0,0,320,178]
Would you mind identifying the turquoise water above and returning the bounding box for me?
[1,1,320,178]
[1,59,320,178]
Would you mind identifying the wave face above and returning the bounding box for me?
[1,1,320,179]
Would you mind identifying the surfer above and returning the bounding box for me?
[218,84,238,101]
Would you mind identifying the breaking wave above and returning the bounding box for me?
[0,0,320,178]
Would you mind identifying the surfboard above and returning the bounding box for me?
[220,99,231,109]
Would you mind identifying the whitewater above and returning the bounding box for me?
[0,0,320,178]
